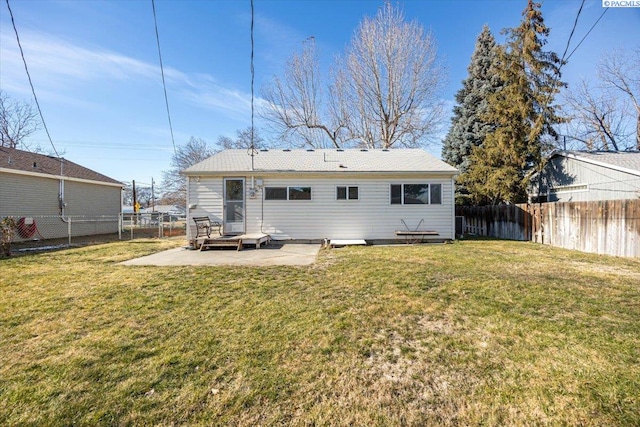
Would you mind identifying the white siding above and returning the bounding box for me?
[187,173,455,241]
[186,177,224,240]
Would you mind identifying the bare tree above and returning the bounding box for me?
[563,79,632,151]
[160,137,216,205]
[217,127,267,150]
[0,90,41,149]
[336,1,446,148]
[260,1,446,149]
[597,48,640,150]
[261,39,345,148]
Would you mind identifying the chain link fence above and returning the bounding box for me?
[3,213,186,254]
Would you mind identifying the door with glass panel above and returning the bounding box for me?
[223,178,245,235]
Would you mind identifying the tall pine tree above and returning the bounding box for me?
[462,0,565,205]
[442,25,502,204]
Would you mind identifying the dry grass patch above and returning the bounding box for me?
[1,238,639,426]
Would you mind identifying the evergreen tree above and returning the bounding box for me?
[462,0,565,204]
[441,25,502,204]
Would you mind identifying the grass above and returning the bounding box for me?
[1,238,639,426]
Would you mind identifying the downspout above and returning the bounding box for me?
[59,158,69,223]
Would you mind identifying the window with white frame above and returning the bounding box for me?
[264,186,312,200]
[337,186,359,200]
[390,183,442,205]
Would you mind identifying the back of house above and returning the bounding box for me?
[183,148,458,243]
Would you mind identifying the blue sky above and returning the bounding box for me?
[1,0,638,187]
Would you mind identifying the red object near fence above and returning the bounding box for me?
[17,217,37,238]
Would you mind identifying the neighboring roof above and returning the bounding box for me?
[551,150,640,177]
[0,146,122,185]
[183,149,458,175]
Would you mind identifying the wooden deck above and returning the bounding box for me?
[195,233,270,251]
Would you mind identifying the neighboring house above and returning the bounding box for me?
[183,148,459,242]
[530,150,640,202]
[0,147,123,240]
[141,204,186,217]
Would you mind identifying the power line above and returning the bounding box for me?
[151,0,177,156]
[4,0,59,158]
[249,0,257,170]
[565,7,609,63]
[560,0,585,64]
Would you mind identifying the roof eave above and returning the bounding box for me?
[0,167,124,187]
[552,151,640,177]
[184,169,458,176]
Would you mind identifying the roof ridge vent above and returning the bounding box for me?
[336,148,344,152]
[306,148,315,152]
[283,149,291,152]
[382,148,390,152]
[360,148,368,152]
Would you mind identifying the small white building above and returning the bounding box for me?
[530,150,640,202]
[183,149,459,242]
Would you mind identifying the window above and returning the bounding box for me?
[430,184,442,204]
[549,184,588,194]
[337,186,359,200]
[391,184,402,204]
[289,186,311,200]
[265,186,311,200]
[391,183,442,205]
[265,187,287,200]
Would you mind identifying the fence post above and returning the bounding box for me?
[130,215,134,240]
[118,213,122,240]
[68,217,72,246]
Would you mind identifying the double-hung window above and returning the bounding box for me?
[390,183,442,205]
[337,186,359,200]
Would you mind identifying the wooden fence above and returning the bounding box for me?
[456,199,640,258]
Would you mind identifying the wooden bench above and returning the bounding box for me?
[395,230,439,243]
[396,219,439,243]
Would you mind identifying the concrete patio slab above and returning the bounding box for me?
[120,243,321,267]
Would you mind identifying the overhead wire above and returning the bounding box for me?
[565,7,609,63]
[151,0,177,155]
[249,0,257,170]
[4,0,60,158]
[560,0,584,65]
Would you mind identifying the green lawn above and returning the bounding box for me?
[1,239,639,426]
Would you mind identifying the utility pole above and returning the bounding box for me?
[151,177,155,212]
[132,180,137,212]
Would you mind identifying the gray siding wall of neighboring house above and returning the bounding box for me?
[536,157,640,202]
[1,172,60,216]
[63,180,121,216]
[1,172,121,240]
[187,174,455,241]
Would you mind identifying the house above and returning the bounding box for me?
[183,148,459,242]
[0,146,123,240]
[141,204,186,218]
[530,150,640,202]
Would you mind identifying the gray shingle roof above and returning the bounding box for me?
[183,149,458,174]
[0,146,122,185]
[555,150,640,176]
